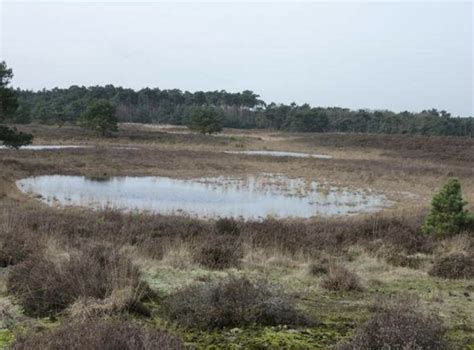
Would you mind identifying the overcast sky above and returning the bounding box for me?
[1,1,472,116]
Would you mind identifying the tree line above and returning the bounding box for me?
[2,62,474,137]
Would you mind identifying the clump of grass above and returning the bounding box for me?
[7,244,149,317]
[337,297,446,349]
[428,253,474,279]
[161,275,314,330]
[194,235,242,270]
[11,318,185,350]
[320,264,363,291]
[307,256,330,276]
[385,252,423,269]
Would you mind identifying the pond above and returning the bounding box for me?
[16,174,388,219]
[0,145,87,150]
[224,150,332,159]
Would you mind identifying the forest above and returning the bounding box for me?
[8,85,474,137]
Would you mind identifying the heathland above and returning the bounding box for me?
[0,123,473,349]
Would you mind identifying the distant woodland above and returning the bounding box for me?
[9,86,474,137]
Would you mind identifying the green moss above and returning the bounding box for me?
[0,329,14,349]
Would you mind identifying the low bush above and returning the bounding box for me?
[7,244,149,317]
[215,217,240,235]
[320,264,363,291]
[161,276,313,329]
[337,298,446,349]
[11,318,185,350]
[0,230,37,267]
[194,235,242,269]
[429,253,474,279]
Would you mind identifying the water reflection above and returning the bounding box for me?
[0,145,87,150]
[16,174,387,219]
[224,150,332,159]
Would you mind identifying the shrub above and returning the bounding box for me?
[0,230,36,267]
[0,125,33,149]
[320,264,363,291]
[194,235,242,269]
[337,298,446,349]
[7,244,149,317]
[429,253,474,279]
[422,178,471,237]
[215,217,240,235]
[161,276,313,329]
[11,319,185,350]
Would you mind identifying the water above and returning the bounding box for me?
[16,174,387,219]
[224,150,332,159]
[0,145,87,150]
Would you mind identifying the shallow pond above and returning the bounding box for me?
[224,150,332,159]
[16,174,387,219]
[0,145,87,150]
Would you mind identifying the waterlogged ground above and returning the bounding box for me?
[0,145,87,150]
[224,150,332,159]
[16,174,388,219]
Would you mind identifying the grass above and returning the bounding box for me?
[0,124,473,348]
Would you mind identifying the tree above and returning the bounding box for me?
[78,99,118,136]
[0,125,33,149]
[422,178,471,237]
[186,106,223,134]
[0,61,33,148]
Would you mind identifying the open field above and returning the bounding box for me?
[1,124,473,349]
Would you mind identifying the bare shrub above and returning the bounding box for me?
[11,318,185,350]
[337,297,446,349]
[161,276,314,329]
[7,244,149,317]
[215,217,240,235]
[194,235,242,269]
[429,253,474,279]
[0,221,40,267]
[320,264,363,291]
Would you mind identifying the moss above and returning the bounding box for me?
[0,329,14,348]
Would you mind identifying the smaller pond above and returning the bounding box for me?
[224,150,332,159]
[16,174,387,219]
[0,145,87,150]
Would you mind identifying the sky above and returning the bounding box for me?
[1,1,473,116]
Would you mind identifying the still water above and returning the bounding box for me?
[224,150,332,159]
[16,174,387,219]
[0,145,87,150]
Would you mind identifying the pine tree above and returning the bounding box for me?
[422,178,470,237]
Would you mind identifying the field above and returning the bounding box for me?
[1,124,473,349]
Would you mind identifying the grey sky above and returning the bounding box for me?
[1,1,472,116]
